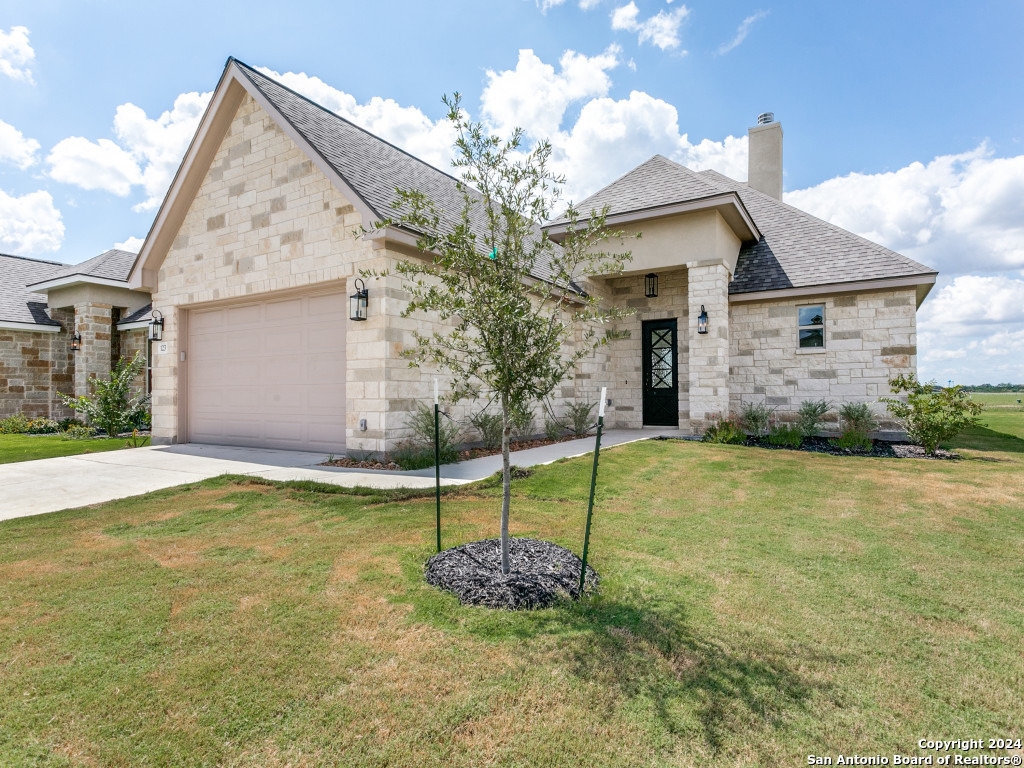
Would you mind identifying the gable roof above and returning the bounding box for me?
[131,58,565,290]
[697,170,937,295]
[545,153,936,297]
[0,253,66,328]
[28,248,137,291]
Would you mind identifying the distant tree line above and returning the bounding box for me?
[963,383,1024,392]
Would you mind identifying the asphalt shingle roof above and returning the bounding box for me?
[117,303,153,325]
[234,61,563,286]
[36,248,137,285]
[548,155,728,226]
[697,169,937,294]
[0,253,65,326]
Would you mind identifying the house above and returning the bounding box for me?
[0,250,152,420]
[5,57,937,451]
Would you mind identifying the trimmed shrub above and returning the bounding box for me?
[740,401,774,436]
[26,418,60,434]
[0,413,31,434]
[703,417,746,444]
[796,399,832,438]
[839,402,878,434]
[768,422,803,448]
[565,400,596,436]
[469,410,503,451]
[880,374,984,454]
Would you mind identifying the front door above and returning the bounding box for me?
[642,319,679,427]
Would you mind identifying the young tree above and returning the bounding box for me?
[59,352,151,437]
[366,94,634,575]
[880,374,984,454]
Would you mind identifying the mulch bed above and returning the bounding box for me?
[740,436,959,460]
[322,457,402,471]
[425,537,598,610]
[457,433,590,461]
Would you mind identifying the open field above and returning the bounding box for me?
[0,434,131,465]
[0,422,1022,766]
[968,392,1024,407]
[971,393,1024,440]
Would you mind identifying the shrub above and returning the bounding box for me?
[832,428,873,453]
[565,400,596,436]
[544,417,563,441]
[796,399,832,438]
[768,422,803,448]
[740,401,774,436]
[838,402,878,434]
[58,417,83,431]
[880,374,984,455]
[61,425,97,441]
[0,413,31,434]
[26,418,60,434]
[510,402,535,442]
[703,417,746,444]
[59,352,150,437]
[469,410,503,451]
[390,440,438,470]
[405,403,461,463]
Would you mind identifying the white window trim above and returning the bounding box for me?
[797,302,826,350]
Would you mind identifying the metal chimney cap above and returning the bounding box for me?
[757,112,775,125]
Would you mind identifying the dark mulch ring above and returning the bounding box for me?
[425,537,598,611]
[743,436,960,460]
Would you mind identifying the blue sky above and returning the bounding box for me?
[1,0,1022,384]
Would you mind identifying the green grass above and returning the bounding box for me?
[0,426,1022,766]
[967,392,1024,440]
[0,433,129,464]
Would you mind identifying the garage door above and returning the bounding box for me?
[188,292,346,452]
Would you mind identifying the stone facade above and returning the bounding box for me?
[687,263,731,431]
[729,288,918,429]
[0,322,74,420]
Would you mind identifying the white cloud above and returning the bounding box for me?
[919,275,1024,327]
[45,90,211,211]
[481,47,621,141]
[0,26,35,84]
[0,189,63,254]
[611,2,690,51]
[47,137,143,196]
[718,10,769,55]
[114,235,144,252]
[0,119,40,169]
[785,145,1024,275]
[256,67,457,173]
[579,0,602,8]
[538,0,569,10]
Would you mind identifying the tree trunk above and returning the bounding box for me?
[500,397,512,576]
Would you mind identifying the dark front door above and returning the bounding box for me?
[642,319,679,427]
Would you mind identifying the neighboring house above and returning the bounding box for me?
[108,57,935,455]
[0,250,152,419]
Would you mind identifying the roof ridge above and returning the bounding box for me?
[232,59,472,201]
[0,252,67,267]
[700,170,936,275]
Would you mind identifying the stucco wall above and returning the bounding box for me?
[729,288,918,428]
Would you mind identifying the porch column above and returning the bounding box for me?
[687,263,730,434]
[73,303,114,399]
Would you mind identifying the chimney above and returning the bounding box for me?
[747,112,783,200]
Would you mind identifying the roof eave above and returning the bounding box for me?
[543,192,761,244]
[728,272,939,306]
[27,275,132,292]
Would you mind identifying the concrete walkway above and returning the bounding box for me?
[0,429,688,522]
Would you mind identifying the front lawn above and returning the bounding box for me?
[0,425,1022,765]
[0,433,129,464]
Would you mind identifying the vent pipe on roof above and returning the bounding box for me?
[748,112,783,200]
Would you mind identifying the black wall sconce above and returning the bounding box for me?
[70,331,82,351]
[148,309,164,341]
[644,273,658,298]
[350,278,368,321]
[697,305,709,334]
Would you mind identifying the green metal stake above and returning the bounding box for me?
[579,386,607,596]
[434,380,441,553]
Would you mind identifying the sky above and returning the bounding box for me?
[0,0,1022,385]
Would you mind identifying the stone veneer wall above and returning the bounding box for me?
[728,288,918,429]
[579,269,690,429]
[687,264,732,432]
[149,92,387,451]
[118,327,150,400]
[0,314,75,420]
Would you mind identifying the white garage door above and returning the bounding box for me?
[188,292,347,453]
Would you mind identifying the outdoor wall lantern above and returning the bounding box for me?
[148,309,164,341]
[697,305,709,334]
[70,332,82,351]
[350,278,368,321]
[644,272,658,298]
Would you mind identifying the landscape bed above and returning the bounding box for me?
[0,412,1021,766]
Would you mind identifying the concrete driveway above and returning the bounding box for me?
[0,429,683,523]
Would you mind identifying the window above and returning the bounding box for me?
[798,304,825,348]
